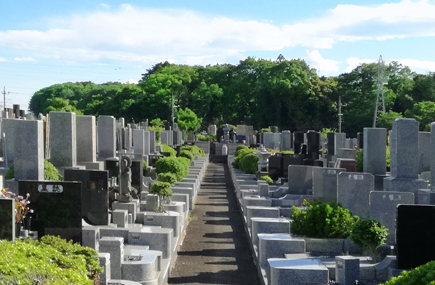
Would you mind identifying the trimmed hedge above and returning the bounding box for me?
[179,150,194,161]
[240,153,258,174]
[291,200,359,239]
[0,236,102,284]
[5,159,62,181]
[157,173,177,185]
[260,175,273,185]
[161,144,176,157]
[182,145,205,158]
[155,156,189,181]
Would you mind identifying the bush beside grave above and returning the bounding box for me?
[350,218,388,262]
[291,200,359,239]
[233,147,255,170]
[143,159,148,176]
[240,153,259,174]
[161,144,176,157]
[0,236,102,284]
[382,260,435,285]
[5,159,62,181]
[157,172,177,185]
[150,181,173,211]
[260,175,273,185]
[178,150,194,161]
[156,157,186,181]
[181,145,205,158]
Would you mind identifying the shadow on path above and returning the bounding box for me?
[168,162,259,285]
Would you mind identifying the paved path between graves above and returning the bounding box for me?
[168,162,260,285]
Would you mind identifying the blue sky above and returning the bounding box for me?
[1,0,435,112]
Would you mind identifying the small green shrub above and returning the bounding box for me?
[260,175,273,185]
[356,148,363,172]
[234,144,249,157]
[156,157,186,181]
[382,260,435,285]
[197,134,207,141]
[150,181,173,205]
[0,236,102,284]
[6,159,63,181]
[178,157,191,178]
[291,200,359,239]
[240,153,259,174]
[386,145,390,168]
[182,145,205,157]
[143,159,148,176]
[5,164,14,180]
[350,219,388,261]
[161,144,176,157]
[234,148,255,170]
[256,128,270,135]
[208,134,217,142]
[179,150,194,161]
[158,173,177,185]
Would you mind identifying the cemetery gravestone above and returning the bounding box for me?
[337,172,374,219]
[49,111,77,167]
[418,132,430,173]
[18,181,82,243]
[63,169,109,225]
[288,165,321,195]
[370,191,414,244]
[384,119,427,201]
[76,115,97,163]
[397,204,435,269]
[293,132,305,154]
[14,120,44,181]
[313,168,345,203]
[98,116,116,159]
[280,130,291,151]
[363,128,386,175]
[0,198,15,241]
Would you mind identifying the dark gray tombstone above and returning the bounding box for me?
[268,155,283,181]
[293,132,304,154]
[306,131,320,160]
[0,198,15,241]
[397,204,435,269]
[327,132,335,155]
[131,160,143,192]
[64,169,109,225]
[105,158,119,179]
[357,132,363,149]
[18,181,82,243]
[283,154,303,177]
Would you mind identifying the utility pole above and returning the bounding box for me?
[2,87,5,111]
[338,95,342,133]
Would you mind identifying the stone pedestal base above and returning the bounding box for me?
[384,177,428,203]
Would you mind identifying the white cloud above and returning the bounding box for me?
[306,50,340,73]
[0,1,434,65]
[99,3,110,9]
[14,57,36,62]
[398,58,435,72]
[345,57,376,72]
[0,57,7,62]
[124,79,138,84]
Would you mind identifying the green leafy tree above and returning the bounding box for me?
[377,110,403,130]
[405,101,435,131]
[176,107,202,132]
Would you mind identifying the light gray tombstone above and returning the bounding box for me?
[143,131,151,155]
[419,131,431,173]
[369,191,414,244]
[160,131,169,145]
[335,133,346,154]
[14,120,44,181]
[336,256,360,285]
[49,111,77,167]
[280,131,292,151]
[337,172,374,219]
[76,115,96,163]
[99,237,124,279]
[363,128,387,175]
[149,130,156,153]
[133,129,145,157]
[98,116,116,159]
[384,119,428,201]
[208,125,217,136]
[288,165,321,195]
[312,168,345,203]
[2,119,19,166]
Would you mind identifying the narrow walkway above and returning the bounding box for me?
[168,162,260,285]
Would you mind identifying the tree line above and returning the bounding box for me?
[28,56,435,136]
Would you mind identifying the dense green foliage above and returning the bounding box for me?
[383,260,435,285]
[234,145,249,157]
[5,159,62,181]
[178,150,194,161]
[356,149,364,172]
[155,157,189,181]
[197,134,216,142]
[240,153,259,174]
[157,173,177,185]
[0,236,102,284]
[161,144,176,157]
[149,118,164,142]
[28,59,435,135]
[176,107,202,132]
[150,181,173,203]
[260,175,273,185]
[291,200,359,239]
[182,145,205,158]
[350,219,388,260]
[233,147,256,170]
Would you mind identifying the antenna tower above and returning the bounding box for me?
[373,55,386,127]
